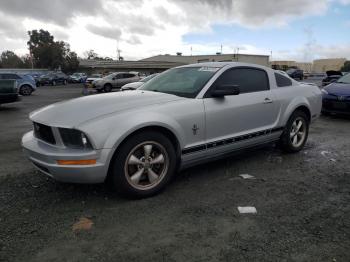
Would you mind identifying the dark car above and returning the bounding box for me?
[322,71,343,86]
[322,73,350,115]
[0,80,20,105]
[39,72,68,86]
[286,68,304,80]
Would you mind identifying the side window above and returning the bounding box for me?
[2,74,20,79]
[275,73,292,87]
[214,68,269,94]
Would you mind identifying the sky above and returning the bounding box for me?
[0,0,349,62]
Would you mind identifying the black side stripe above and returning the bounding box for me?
[182,127,285,155]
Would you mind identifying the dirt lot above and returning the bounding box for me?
[0,85,349,262]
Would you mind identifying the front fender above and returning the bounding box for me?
[79,110,186,151]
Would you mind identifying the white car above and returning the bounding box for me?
[121,73,159,91]
[22,62,322,198]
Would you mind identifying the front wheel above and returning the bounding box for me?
[104,84,112,92]
[279,111,309,153]
[19,85,33,96]
[109,131,177,198]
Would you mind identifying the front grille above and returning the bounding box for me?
[33,122,56,144]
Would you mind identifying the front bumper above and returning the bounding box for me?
[322,98,350,115]
[0,94,20,104]
[22,131,112,184]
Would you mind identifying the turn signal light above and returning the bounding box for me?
[57,159,97,165]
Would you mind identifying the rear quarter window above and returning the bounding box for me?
[275,73,293,87]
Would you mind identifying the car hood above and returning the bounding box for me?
[324,83,350,95]
[30,90,184,128]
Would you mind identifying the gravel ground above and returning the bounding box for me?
[0,85,349,262]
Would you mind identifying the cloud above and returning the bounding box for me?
[86,24,122,40]
[0,0,349,61]
[0,0,104,26]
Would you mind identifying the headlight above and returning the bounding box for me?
[321,89,328,95]
[59,128,93,149]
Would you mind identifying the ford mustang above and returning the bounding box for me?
[22,62,322,198]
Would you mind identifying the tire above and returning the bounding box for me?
[109,131,177,198]
[19,85,33,96]
[104,84,112,92]
[279,110,309,153]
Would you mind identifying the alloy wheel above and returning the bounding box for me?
[290,117,306,148]
[124,141,169,190]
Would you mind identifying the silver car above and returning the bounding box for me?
[22,62,322,198]
[92,72,140,92]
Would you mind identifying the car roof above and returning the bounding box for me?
[178,62,272,72]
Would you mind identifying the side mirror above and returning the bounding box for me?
[211,85,240,97]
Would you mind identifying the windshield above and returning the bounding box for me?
[286,69,296,74]
[140,67,218,98]
[103,73,116,79]
[337,73,350,84]
[91,74,101,78]
[140,74,158,83]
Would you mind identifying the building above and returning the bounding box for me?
[270,61,297,71]
[141,53,270,67]
[79,53,270,74]
[79,60,186,75]
[0,68,49,74]
[271,59,346,73]
[312,58,346,72]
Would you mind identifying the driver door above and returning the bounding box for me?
[203,67,280,155]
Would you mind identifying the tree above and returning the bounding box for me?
[341,61,350,72]
[27,29,79,73]
[0,50,25,68]
[84,50,98,60]
[62,51,80,73]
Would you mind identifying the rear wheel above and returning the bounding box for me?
[104,84,112,92]
[109,131,177,198]
[19,85,33,96]
[279,111,309,153]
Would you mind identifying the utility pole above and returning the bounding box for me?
[221,44,223,54]
[270,50,273,62]
[117,40,121,61]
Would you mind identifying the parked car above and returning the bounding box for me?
[22,62,322,198]
[321,73,350,115]
[121,73,159,91]
[0,80,20,104]
[92,72,140,92]
[286,68,304,80]
[322,71,343,86]
[0,73,36,96]
[84,74,103,88]
[38,72,68,86]
[28,73,45,87]
[69,73,87,83]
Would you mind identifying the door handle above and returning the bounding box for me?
[263,98,273,104]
